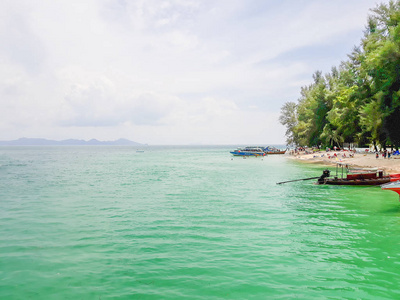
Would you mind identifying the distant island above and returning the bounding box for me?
[0,138,145,146]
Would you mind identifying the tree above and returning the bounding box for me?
[360,0,400,148]
[279,102,298,145]
[279,0,400,148]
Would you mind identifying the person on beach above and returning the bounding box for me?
[376,152,379,159]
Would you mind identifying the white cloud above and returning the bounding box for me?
[0,0,386,144]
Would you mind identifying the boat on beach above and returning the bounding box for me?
[230,146,266,156]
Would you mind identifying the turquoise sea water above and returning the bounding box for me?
[1,146,400,299]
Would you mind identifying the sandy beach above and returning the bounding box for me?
[287,150,400,174]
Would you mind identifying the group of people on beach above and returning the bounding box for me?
[320,152,354,159]
[376,149,391,159]
[291,145,356,156]
[290,145,400,163]
[292,146,329,155]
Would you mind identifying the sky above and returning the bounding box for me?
[0,0,387,145]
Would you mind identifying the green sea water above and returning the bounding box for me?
[1,146,400,299]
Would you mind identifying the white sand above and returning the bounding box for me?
[287,151,400,174]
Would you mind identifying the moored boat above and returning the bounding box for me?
[230,146,266,156]
[265,146,286,154]
[390,173,400,181]
[320,175,390,185]
[277,163,396,186]
[316,164,390,185]
[381,181,400,197]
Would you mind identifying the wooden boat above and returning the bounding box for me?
[277,164,399,186]
[321,175,390,185]
[265,146,286,154]
[316,163,390,185]
[389,173,400,181]
[266,150,286,154]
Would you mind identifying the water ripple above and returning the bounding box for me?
[1,147,400,299]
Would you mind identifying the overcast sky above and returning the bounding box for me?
[0,0,386,145]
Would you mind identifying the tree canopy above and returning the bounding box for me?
[280,0,400,149]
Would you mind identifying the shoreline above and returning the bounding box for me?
[286,150,400,174]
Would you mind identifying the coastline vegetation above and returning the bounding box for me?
[280,0,400,151]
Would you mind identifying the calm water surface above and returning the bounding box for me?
[1,146,400,299]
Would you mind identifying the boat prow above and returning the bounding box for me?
[381,180,400,199]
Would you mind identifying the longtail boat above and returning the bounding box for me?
[316,163,390,185]
[319,172,390,185]
[277,163,400,186]
[265,146,286,154]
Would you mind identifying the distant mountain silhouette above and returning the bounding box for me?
[0,138,145,146]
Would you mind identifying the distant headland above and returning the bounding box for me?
[0,138,145,146]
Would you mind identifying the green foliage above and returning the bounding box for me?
[279,102,298,145]
[280,0,400,149]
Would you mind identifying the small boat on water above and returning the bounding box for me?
[230,146,266,156]
[381,181,400,198]
[316,163,390,185]
[318,170,391,185]
[390,173,400,182]
[265,146,286,154]
[317,163,400,185]
[277,163,399,186]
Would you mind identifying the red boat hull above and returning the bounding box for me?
[384,188,400,195]
[266,151,286,154]
[321,177,390,185]
[390,173,400,182]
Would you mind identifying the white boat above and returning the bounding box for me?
[230,146,266,157]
